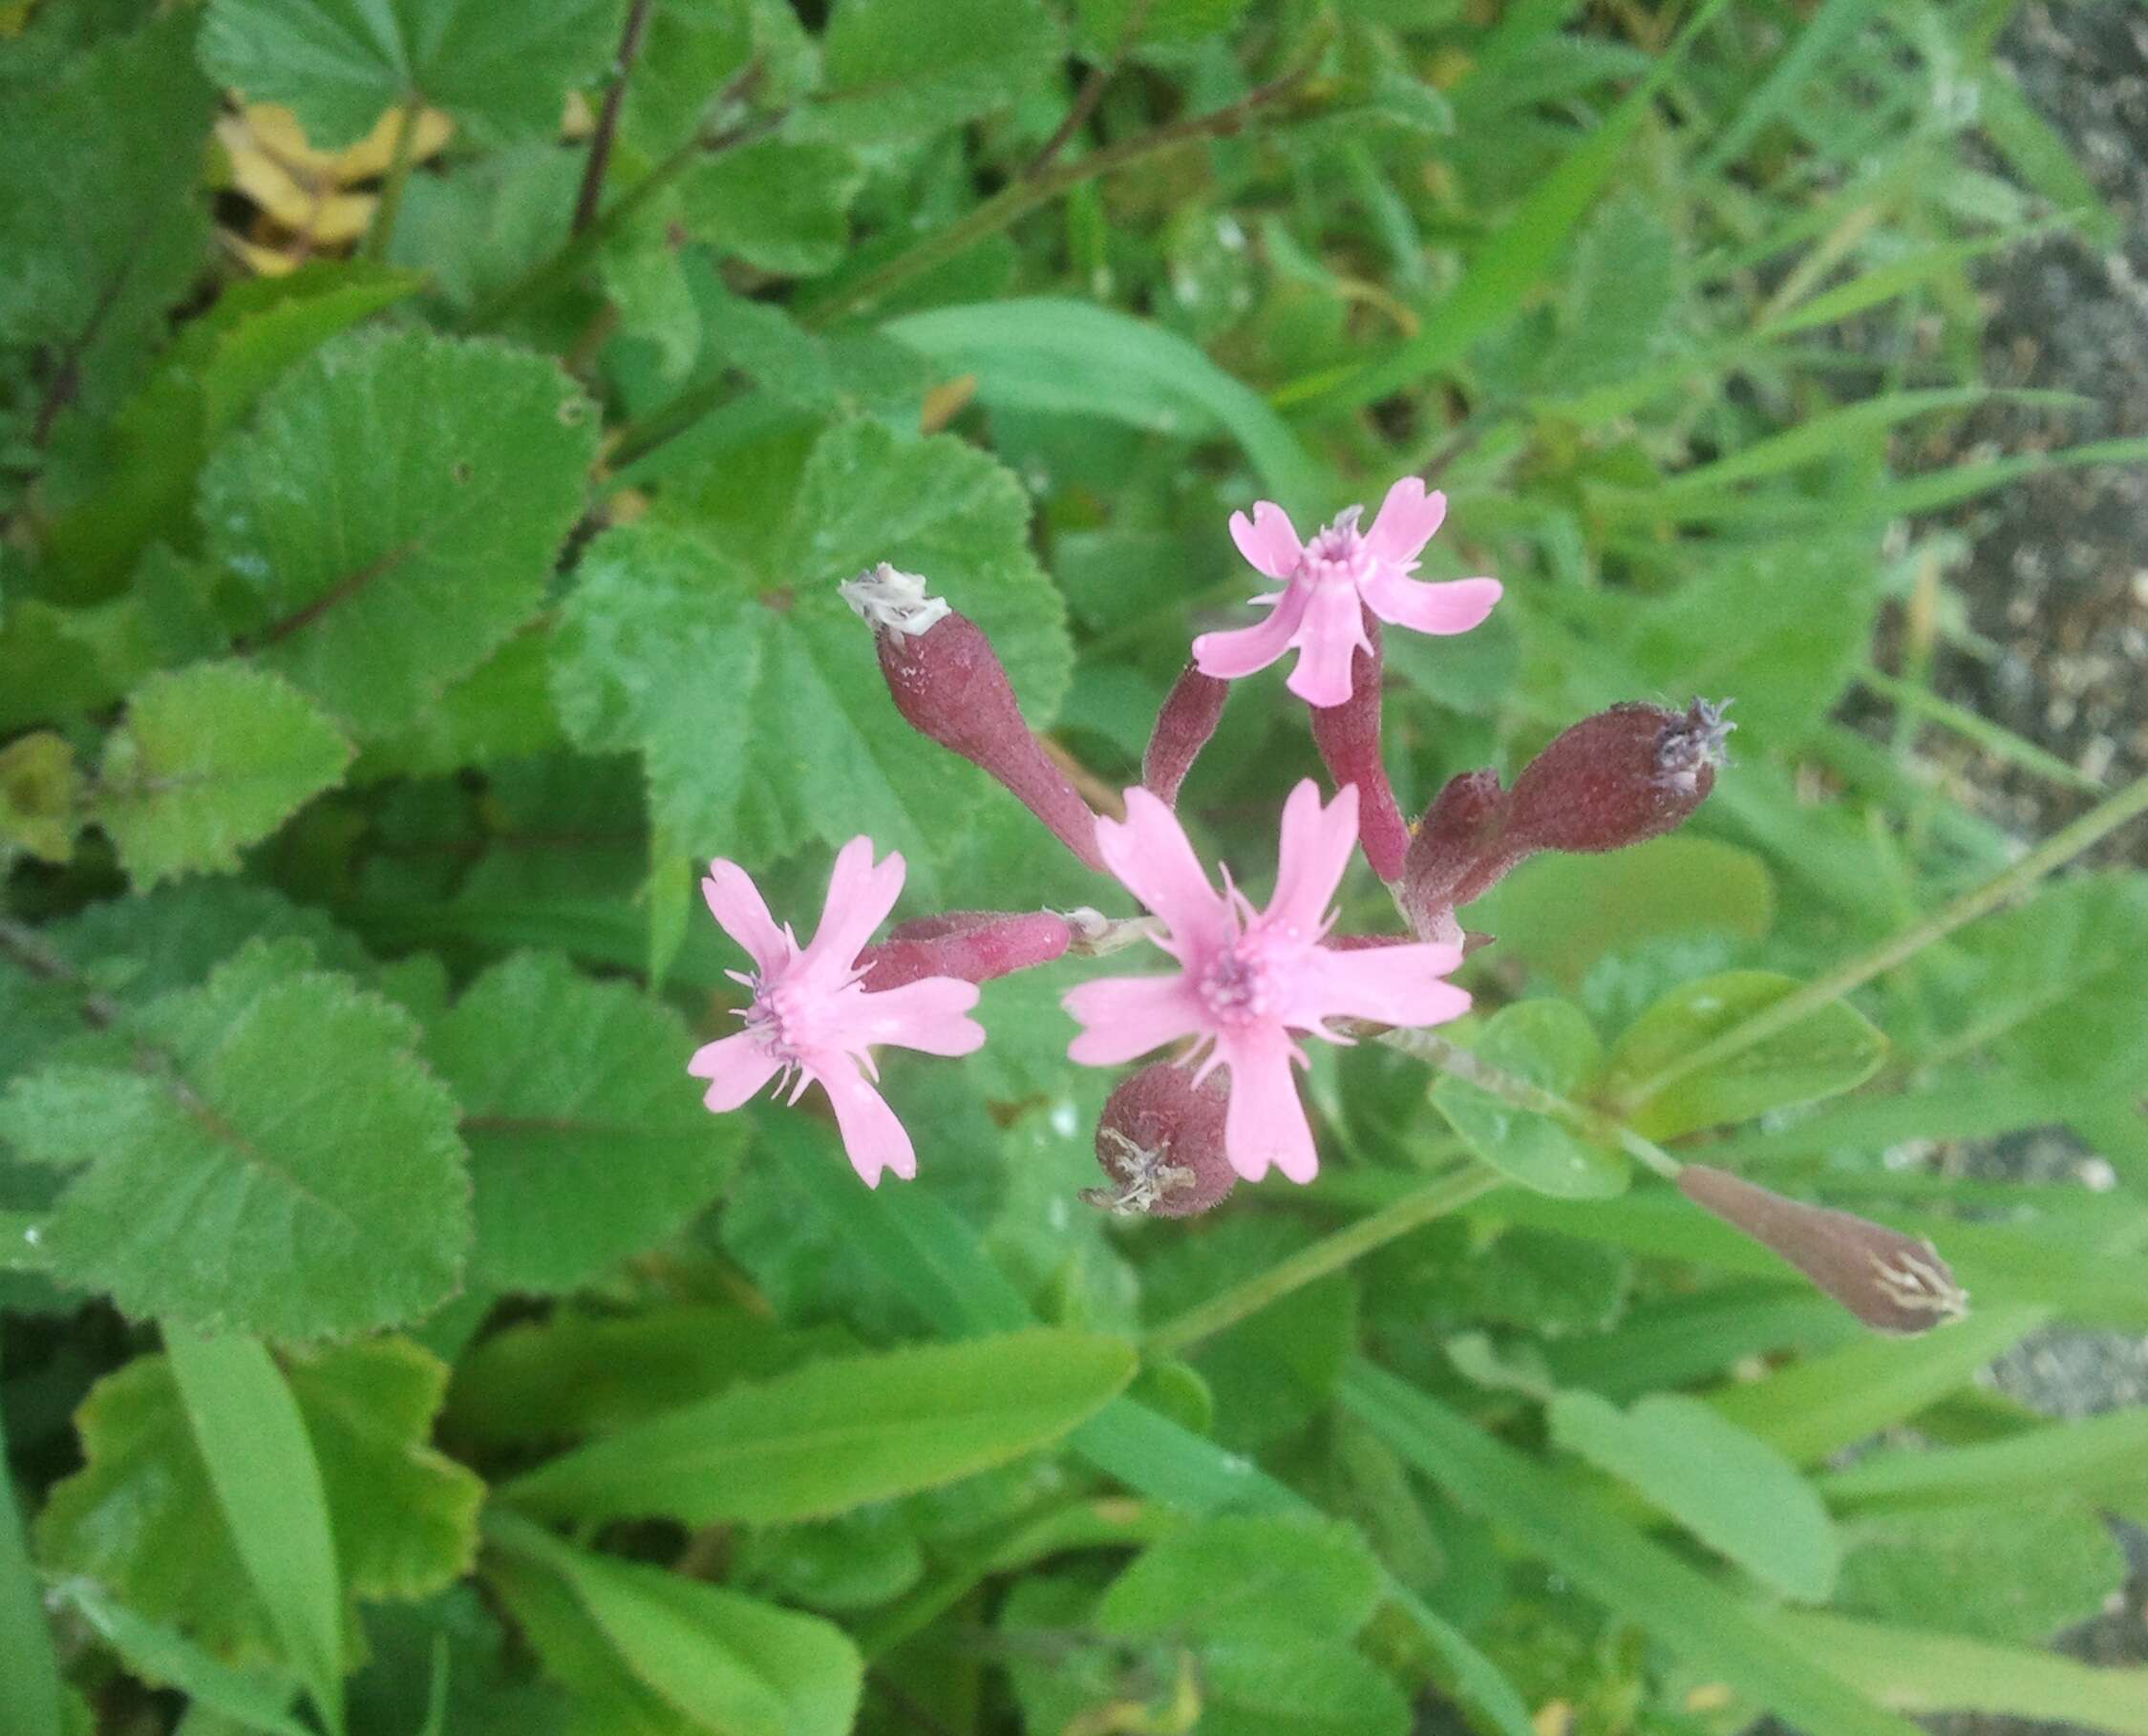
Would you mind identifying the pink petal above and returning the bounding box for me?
[814,1060,917,1186]
[1262,779,1358,939]
[1228,501,1305,579]
[687,1031,781,1112]
[841,976,986,1056]
[1283,582,1372,708]
[1092,788,1232,955]
[1191,580,1310,682]
[701,860,793,975]
[1219,1029,1318,1183]
[1359,572,1501,637]
[800,836,905,977]
[1285,942,1470,1031]
[1362,477,1446,567]
[1064,973,1203,1067]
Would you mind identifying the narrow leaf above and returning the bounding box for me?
[504,1328,1136,1523]
[164,1331,345,1736]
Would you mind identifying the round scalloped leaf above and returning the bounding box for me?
[200,328,597,738]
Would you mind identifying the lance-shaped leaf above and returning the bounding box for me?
[38,1338,483,1664]
[0,942,470,1340]
[553,419,1072,868]
[488,1512,861,1736]
[201,328,598,738]
[199,0,621,149]
[424,951,740,1295]
[95,662,352,889]
[504,1328,1135,1523]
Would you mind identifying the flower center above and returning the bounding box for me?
[1301,505,1366,589]
[746,978,830,1061]
[1197,943,1274,1028]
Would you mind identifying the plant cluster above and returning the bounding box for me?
[4,3,2147,1736]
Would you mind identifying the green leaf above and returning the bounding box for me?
[1096,1515,1383,1642]
[1343,1362,1925,1736]
[1605,970,1887,1140]
[1707,1308,2047,1467]
[681,141,863,277]
[200,328,598,737]
[1074,0,1250,51]
[0,942,469,1340]
[0,1340,66,1736]
[162,1333,345,1734]
[353,625,564,780]
[95,662,352,889]
[39,1338,481,1668]
[1197,1636,1412,1736]
[1547,1390,1840,1601]
[198,0,621,148]
[0,13,215,462]
[0,731,80,865]
[422,952,737,1294]
[446,1305,851,1447]
[1430,1001,1627,1198]
[807,0,1060,144]
[43,262,419,594]
[886,298,1329,517]
[55,1579,312,1736]
[1834,1501,2124,1646]
[1471,836,1775,988]
[503,1328,1136,1523]
[486,1512,862,1736]
[1775,1609,2148,1735]
[1818,1408,2148,1514]
[555,419,1072,865]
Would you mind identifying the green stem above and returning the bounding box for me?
[361,98,422,263]
[1144,1163,1502,1357]
[1614,768,2148,1114]
[1859,663,2104,794]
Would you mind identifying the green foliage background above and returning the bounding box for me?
[3,1,2146,1733]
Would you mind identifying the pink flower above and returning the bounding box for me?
[1192,477,1501,709]
[1063,780,1471,1184]
[688,838,985,1186]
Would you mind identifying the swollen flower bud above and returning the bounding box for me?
[1677,1164,1968,1335]
[1082,1062,1234,1217]
[843,564,1106,872]
[1307,611,1410,880]
[1500,700,1733,857]
[858,909,1072,991]
[1142,662,1229,808]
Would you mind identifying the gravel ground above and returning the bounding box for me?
[1905,5,2148,1731]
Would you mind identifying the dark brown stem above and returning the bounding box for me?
[573,0,656,236]
[1023,0,1154,180]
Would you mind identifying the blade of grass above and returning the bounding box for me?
[1774,1609,2148,1733]
[0,1345,66,1736]
[1858,664,2106,794]
[1705,1306,2047,1465]
[1975,69,2121,252]
[56,1578,314,1736]
[1290,0,1734,415]
[1697,0,1889,173]
[1342,1361,1926,1736]
[164,1331,346,1736]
